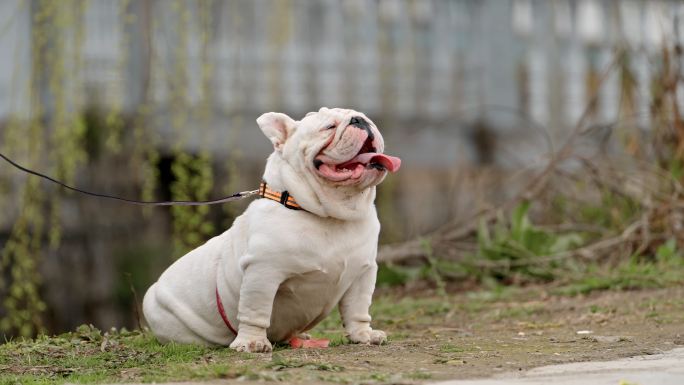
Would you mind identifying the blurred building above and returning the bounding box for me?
[2,0,682,164]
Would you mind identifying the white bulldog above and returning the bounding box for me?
[142,107,401,353]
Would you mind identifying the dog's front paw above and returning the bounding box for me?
[347,328,387,345]
[229,335,272,353]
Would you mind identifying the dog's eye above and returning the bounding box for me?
[326,123,336,130]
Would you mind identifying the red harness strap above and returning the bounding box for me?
[215,287,238,335]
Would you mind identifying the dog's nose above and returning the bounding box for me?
[349,116,374,141]
[349,116,363,126]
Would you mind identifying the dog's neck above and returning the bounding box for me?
[262,153,377,221]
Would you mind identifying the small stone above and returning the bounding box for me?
[576,330,593,335]
[590,335,621,343]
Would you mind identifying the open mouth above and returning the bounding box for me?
[314,135,401,181]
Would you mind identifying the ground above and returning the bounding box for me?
[1,285,683,385]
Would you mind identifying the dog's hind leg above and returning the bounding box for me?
[142,283,209,345]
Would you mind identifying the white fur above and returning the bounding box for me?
[143,108,389,352]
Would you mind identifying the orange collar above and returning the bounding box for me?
[259,181,303,211]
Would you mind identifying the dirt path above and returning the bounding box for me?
[433,348,684,385]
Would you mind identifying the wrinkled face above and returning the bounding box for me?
[257,107,401,189]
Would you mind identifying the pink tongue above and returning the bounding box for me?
[348,153,402,172]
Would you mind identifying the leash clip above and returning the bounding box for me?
[240,189,259,197]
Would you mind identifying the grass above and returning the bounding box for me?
[0,325,258,384]
[554,239,684,296]
[267,355,344,372]
[0,328,353,384]
[0,295,451,385]
[2,282,684,384]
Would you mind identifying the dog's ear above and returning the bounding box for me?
[257,112,296,151]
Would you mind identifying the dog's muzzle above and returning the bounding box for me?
[313,116,401,182]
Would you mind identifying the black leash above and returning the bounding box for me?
[0,151,258,206]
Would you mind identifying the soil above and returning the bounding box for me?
[235,285,684,384]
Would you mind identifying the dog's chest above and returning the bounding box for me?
[275,217,376,306]
[309,218,377,267]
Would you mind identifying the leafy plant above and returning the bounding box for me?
[376,263,419,287]
[471,201,583,283]
[655,238,681,261]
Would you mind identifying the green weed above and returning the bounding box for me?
[578,191,641,231]
[471,201,584,283]
[405,370,432,380]
[589,305,613,314]
[378,199,683,299]
[492,304,546,321]
[378,202,587,288]
[555,239,684,296]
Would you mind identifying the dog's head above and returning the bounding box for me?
[257,107,401,219]
[258,107,401,190]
